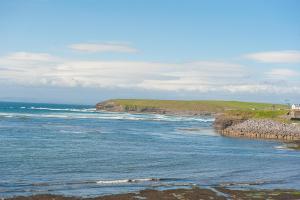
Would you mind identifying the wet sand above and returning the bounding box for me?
[6,187,300,200]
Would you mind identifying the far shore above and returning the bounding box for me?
[96,99,300,149]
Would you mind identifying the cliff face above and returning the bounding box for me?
[96,100,167,114]
[96,100,212,115]
[213,114,247,131]
[96,100,124,112]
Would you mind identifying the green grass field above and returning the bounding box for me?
[100,99,291,122]
[224,110,289,121]
[112,99,288,113]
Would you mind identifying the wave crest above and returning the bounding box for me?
[96,178,160,185]
[0,111,214,122]
[24,107,96,112]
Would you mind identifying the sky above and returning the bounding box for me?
[0,0,299,105]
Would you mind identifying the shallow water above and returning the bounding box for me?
[0,102,299,198]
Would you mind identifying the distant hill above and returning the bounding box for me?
[96,99,288,116]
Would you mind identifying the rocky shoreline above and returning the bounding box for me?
[213,113,300,141]
[5,187,300,200]
[219,119,300,141]
[213,114,300,149]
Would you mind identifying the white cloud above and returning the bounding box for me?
[1,51,300,95]
[0,52,248,89]
[137,79,300,94]
[219,83,300,94]
[69,42,138,53]
[245,50,300,63]
[6,52,59,62]
[266,68,300,79]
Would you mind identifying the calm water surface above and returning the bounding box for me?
[0,102,299,197]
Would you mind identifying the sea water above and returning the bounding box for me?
[0,102,300,197]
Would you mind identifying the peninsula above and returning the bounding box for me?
[96,99,300,145]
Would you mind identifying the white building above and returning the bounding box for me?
[291,104,300,119]
[291,104,300,110]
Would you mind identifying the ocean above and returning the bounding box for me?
[0,102,300,198]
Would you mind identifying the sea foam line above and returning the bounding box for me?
[0,111,214,122]
[26,107,96,112]
[96,178,160,184]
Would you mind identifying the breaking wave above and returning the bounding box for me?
[0,111,214,122]
[21,106,97,113]
[96,178,160,185]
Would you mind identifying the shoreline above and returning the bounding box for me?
[5,187,300,200]
[214,117,300,141]
[96,100,300,146]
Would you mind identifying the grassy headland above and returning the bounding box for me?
[113,99,287,111]
[97,99,288,117]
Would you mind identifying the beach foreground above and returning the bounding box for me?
[7,187,300,200]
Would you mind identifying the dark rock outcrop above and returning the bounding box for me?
[213,114,247,131]
[96,101,167,114]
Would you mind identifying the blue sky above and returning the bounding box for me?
[0,0,299,104]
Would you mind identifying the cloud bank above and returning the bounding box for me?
[245,50,300,63]
[266,68,300,79]
[1,51,300,95]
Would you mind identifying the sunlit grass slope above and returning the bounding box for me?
[112,99,288,113]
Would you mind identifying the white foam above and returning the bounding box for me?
[28,107,96,112]
[96,179,129,184]
[274,145,293,151]
[0,111,214,123]
[96,178,158,184]
[275,145,286,150]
